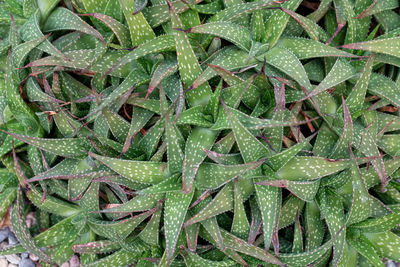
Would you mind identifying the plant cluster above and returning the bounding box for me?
[0,0,400,266]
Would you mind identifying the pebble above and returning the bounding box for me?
[25,213,36,229]
[18,258,35,267]
[60,262,70,267]
[9,264,18,267]
[0,242,7,250]
[5,254,21,265]
[20,253,28,259]
[0,258,8,267]
[7,233,18,245]
[69,255,79,267]
[0,229,10,243]
[28,254,38,262]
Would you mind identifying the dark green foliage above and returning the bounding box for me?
[0,1,400,266]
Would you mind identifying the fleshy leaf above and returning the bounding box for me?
[43,8,104,42]
[89,152,168,184]
[164,190,194,261]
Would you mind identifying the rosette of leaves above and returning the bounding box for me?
[0,0,400,266]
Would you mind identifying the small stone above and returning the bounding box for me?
[20,253,28,259]
[19,258,35,267]
[0,258,8,267]
[0,241,7,250]
[5,254,21,265]
[26,213,36,229]
[28,254,38,262]
[387,260,396,267]
[60,262,69,267]
[0,228,10,243]
[8,232,18,245]
[69,255,79,267]
[9,264,18,267]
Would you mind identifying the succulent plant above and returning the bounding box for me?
[0,0,400,266]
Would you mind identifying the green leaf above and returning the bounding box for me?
[365,231,400,262]
[277,156,349,181]
[138,207,162,246]
[305,201,325,250]
[318,189,346,266]
[264,46,313,91]
[101,193,161,213]
[268,134,314,171]
[101,108,130,143]
[27,187,81,217]
[20,10,65,58]
[189,22,252,51]
[254,182,281,252]
[182,127,218,193]
[279,238,335,267]
[330,97,354,158]
[281,8,328,41]
[277,37,357,59]
[223,101,269,163]
[168,0,212,106]
[11,188,52,263]
[1,215,76,255]
[137,174,181,195]
[342,37,400,58]
[279,195,305,229]
[43,8,103,42]
[83,244,147,267]
[148,59,178,98]
[164,101,185,174]
[346,145,371,225]
[143,0,194,27]
[347,232,384,267]
[6,132,90,158]
[89,152,168,184]
[0,187,16,219]
[106,35,175,76]
[37,0,59,19]
[350,211,400,233]
[257,179,320,202]
[195,160,265,190]
[88,209,154,240]
[356,0,399,18]
[251,10,264,42]
[82,13,131,47]
[118,0,155,46]
[367,73,400,108]
[11,34,49,69]
[215,229,283,266]
[88,69,149,117]
[264,0,302,46]
[305,58,355,98]
[164,190,194,261]
[185,183,233,226]
[181,249,235,267]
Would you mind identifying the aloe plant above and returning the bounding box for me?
[0,0,400,266]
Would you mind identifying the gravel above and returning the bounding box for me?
[28,254,38,262]
[0,258,8,267]
[18,258,35,267]
[69,255,80,267]
[20,253,28,259]
[0,229,10,243]
[7,232,18,246]
[5,255,21,265]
